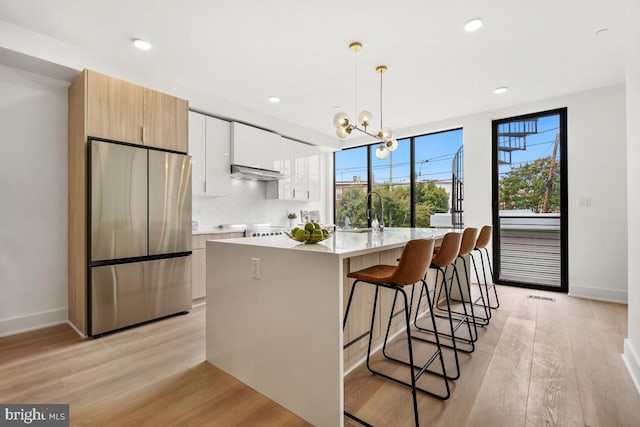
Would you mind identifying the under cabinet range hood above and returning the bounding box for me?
[230,164,283,181]
[230,121,284,181]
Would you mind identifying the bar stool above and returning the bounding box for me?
[472,225,500,312]
[343,239,450,427]
[438,227,490,328]
[414,232,476,367]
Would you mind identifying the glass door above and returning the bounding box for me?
[491,108,568,292]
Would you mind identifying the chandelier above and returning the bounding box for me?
[332,41,397,160]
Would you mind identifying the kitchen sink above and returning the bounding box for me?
[337,228,373,233]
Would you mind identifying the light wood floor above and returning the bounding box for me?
[1,285,639,426]
[344,285,640,426]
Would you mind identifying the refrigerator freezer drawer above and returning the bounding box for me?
[91,256,192,335]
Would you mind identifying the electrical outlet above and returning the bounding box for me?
[251,258,261,279]
[578,197,592,208]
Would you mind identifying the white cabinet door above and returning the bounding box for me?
[267,140,321,201]
[188,111,231,197]
[205,116,231,197]
[231,122,282,171]
[279,138,295,199]
[188,112,206,196]
[307,145,321,202]
[294,143,321,201]
[293,142,309,200]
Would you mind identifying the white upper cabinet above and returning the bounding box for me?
[230,122,282,172]
[277,138,295,199]
[267,138,320,201]
[189,112,206,195]
[188,111,231,197]
[293,142,320,201]
[205,116,231,197]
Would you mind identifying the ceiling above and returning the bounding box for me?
[0,0,626,148]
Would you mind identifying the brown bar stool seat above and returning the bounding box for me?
[413,232,476,377]
[343,239,450,427]
[472,225,500,312]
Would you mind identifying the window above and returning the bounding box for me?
[334,129,463,228]
[371,138,411,227]
[414,129,463,227]
[334,146,368,229]
[492,109,567,291]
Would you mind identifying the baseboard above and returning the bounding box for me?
[568,285,627,304]
[0,307,68,338]
[623,339,640,396]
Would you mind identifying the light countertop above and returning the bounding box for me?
[192,227,246,235]
[207,227,456,258]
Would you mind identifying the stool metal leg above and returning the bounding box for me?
[444,255,489,330]
[414,267,462,379]
[343,280,451,426]
[380,284,452,395]
[476,247,500,310]
[419,264,476,353]
[470,252,492,322]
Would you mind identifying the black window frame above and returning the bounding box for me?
[491,107,568,293]
[333,127,463,228]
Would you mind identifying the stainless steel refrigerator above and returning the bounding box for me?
[88,139,192,336]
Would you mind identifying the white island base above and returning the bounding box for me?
[205,228,456,426]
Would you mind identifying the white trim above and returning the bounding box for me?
[568,285,628,304]
[623,339,640,396]
[0,308,68,338]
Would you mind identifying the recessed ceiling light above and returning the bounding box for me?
[464,18,483,32]
[494,86,508,94]
[268,96,280,103]
[132,39,152,50]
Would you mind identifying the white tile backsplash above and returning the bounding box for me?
[193,179,323,228]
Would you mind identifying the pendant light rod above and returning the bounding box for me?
[351,42,361,122]
[377,65,387,130]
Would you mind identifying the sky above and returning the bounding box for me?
[335,128,463,184]
[498,113,560,177]
[335,113,560,185]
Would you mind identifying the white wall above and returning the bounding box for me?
[0,64,69,336]
[387,84,628,303]
[623,0,640,394]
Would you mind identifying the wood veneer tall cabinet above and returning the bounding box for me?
[68,69,189,335]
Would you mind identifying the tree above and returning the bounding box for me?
[336,181,450,228]
[499,156,560,213]
[415,182,449,227]
[336,187,367,228]
[374,184,411,227]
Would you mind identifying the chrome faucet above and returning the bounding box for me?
[366,191,385,231]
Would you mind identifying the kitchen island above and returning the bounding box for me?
[205,227,454,427]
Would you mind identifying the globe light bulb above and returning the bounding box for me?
[378,127,393,140]
[333,112,350,129]
[336,127,351,139]
[357,110,373,128]
[385,138,398,151]
[374,145,388,160]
